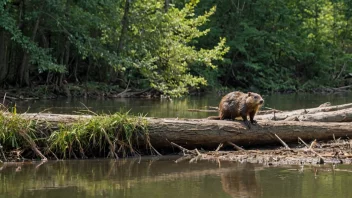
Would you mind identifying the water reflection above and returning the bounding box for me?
[221,163,260,198]
[1,157,352,198]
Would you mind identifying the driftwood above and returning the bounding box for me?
[172,136,352,165]
[256,103,352,121]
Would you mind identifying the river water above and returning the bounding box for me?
[13,92,352,117]
[1,157,352,198]
[2,92,352,198]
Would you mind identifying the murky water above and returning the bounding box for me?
[13,92,352,118]
[3,92,352,197]
[1,157,352,198]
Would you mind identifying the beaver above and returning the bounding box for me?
[208,91,264,128]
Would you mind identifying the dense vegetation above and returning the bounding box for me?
[1,0,352,97]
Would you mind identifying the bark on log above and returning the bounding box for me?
[146,118,352,148]
[16,113,352,149]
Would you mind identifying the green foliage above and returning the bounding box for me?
[113,0,229,97]
[0,8,65,73]
[1,0,351,94]
[193,0,352,92]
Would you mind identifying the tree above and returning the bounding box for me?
[116,0,229,96]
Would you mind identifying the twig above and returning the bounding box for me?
[175,155,192,163]
[2,93,6,104]
[215,143,223,152]
[195,148,201,156]
[309,139,317,150]
[149,144,162,156]
[298,137,309,148]
[299,139,325,163]
[189,155,202,163]
[46,144,59,160]
[274,134,291,150]
[116,79,131,97]
[320,142,351,148]
[170,142,197,155]
[79,102,97,116]
[227,141,245,151]
[308,147,326,163]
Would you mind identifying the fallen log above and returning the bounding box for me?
[256,103,352,120]
[188,102,351,120]
[256,103,352,121]
[146,118,352,148]
[15,113,352,149]
[290,108,352,122]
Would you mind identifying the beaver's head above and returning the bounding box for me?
[246,92,264,106]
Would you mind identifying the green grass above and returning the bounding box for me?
[0,107,151,161]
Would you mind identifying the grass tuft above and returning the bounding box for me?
[0,108,151,161]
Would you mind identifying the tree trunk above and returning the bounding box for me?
[164,0,170,12]
[18,12,41,86]
[117,0,130,54]
[0,28,9,85]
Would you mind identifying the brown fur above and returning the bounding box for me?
[209,91,264,128]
